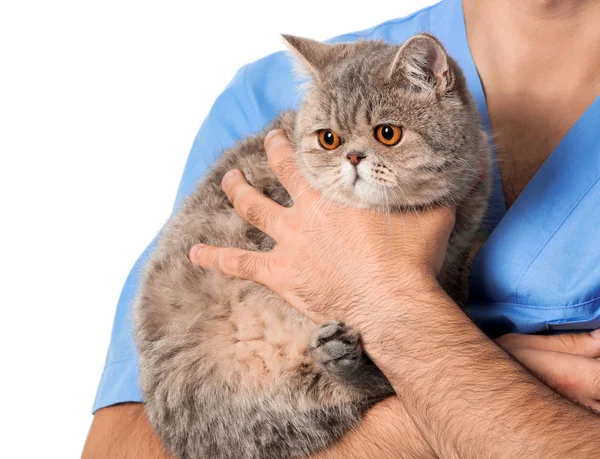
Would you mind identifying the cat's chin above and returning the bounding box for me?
[307,179,403,211]
[303,168,433,211]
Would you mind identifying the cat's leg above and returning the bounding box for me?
[309,320,394,399]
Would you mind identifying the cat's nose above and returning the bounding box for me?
[346,152,366,166]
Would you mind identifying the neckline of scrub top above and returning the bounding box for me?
[432,0,600,242]
[471,95,600,304]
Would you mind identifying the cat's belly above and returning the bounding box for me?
[194,271,316,390]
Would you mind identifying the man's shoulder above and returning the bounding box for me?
[239,3,439,121]
[330,2,436,43]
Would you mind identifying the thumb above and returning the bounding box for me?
[497,330,600,358]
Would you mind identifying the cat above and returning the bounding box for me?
[134,33,492,459]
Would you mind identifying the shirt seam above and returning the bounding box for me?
[477,295,600,311]
[103,356,138,366]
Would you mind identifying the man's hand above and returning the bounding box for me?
[498,331,600,411]
[187,128,600,458]
[189,129,455,325]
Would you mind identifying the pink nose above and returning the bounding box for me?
[346,152,365,166]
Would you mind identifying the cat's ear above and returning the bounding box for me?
[388,33,453,93]
[282,35,335,80]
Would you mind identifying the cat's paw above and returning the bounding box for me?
[309,321,362,374]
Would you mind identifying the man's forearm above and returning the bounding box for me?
[360,285,600,459]
[83,403,173,459]
[86,401,435,459]
[313,397,436,459]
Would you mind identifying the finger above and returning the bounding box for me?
[189,244,271,285]
[221,169,284,238]
[497,331,600,358]
[264,129,314,203]
[509,348,600,401]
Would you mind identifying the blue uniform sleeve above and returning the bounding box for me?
[92,65,273,412]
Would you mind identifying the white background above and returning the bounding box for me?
[0,1,437,457]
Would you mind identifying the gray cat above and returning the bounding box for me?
[134,33,492,459]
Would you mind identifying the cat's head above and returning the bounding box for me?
[285,33,486,210]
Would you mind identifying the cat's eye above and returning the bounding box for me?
[317,130,342,150]
[374,124,403,146]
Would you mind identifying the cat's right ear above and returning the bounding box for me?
[388,33,453,94]
[282,35,335,81]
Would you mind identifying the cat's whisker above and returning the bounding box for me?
[282,174,316,204]
[304,182,340,247]
[399,208,407,255]
[316,181,343,230]
[283,174,335,207]
[306,185,331,228]
[383,187,393,253]
[387,188,408,254]
[394,185,426,244]
[318,182,341,234]
[306,190,329,230]
[296,179,341,250]
[415,209,425,244]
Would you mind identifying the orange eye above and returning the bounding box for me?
[317,130,342,150]
[374,124,402,146]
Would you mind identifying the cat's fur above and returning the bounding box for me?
[134,34,492,459]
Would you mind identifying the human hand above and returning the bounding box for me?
[497,331,600,412]
[189,129,455,325]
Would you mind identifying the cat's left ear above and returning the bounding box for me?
[388,33,453,94]
[282,35,338,81]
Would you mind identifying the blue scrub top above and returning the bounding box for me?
[92,0,600,412]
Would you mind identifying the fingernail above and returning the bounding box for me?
[591,329,600,338]
[222,170,237,187]
[189,244,204,262]
[265,129,283,149]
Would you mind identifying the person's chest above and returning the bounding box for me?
[486,88,600,209]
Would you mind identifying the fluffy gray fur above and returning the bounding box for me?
[134,33,492,459]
